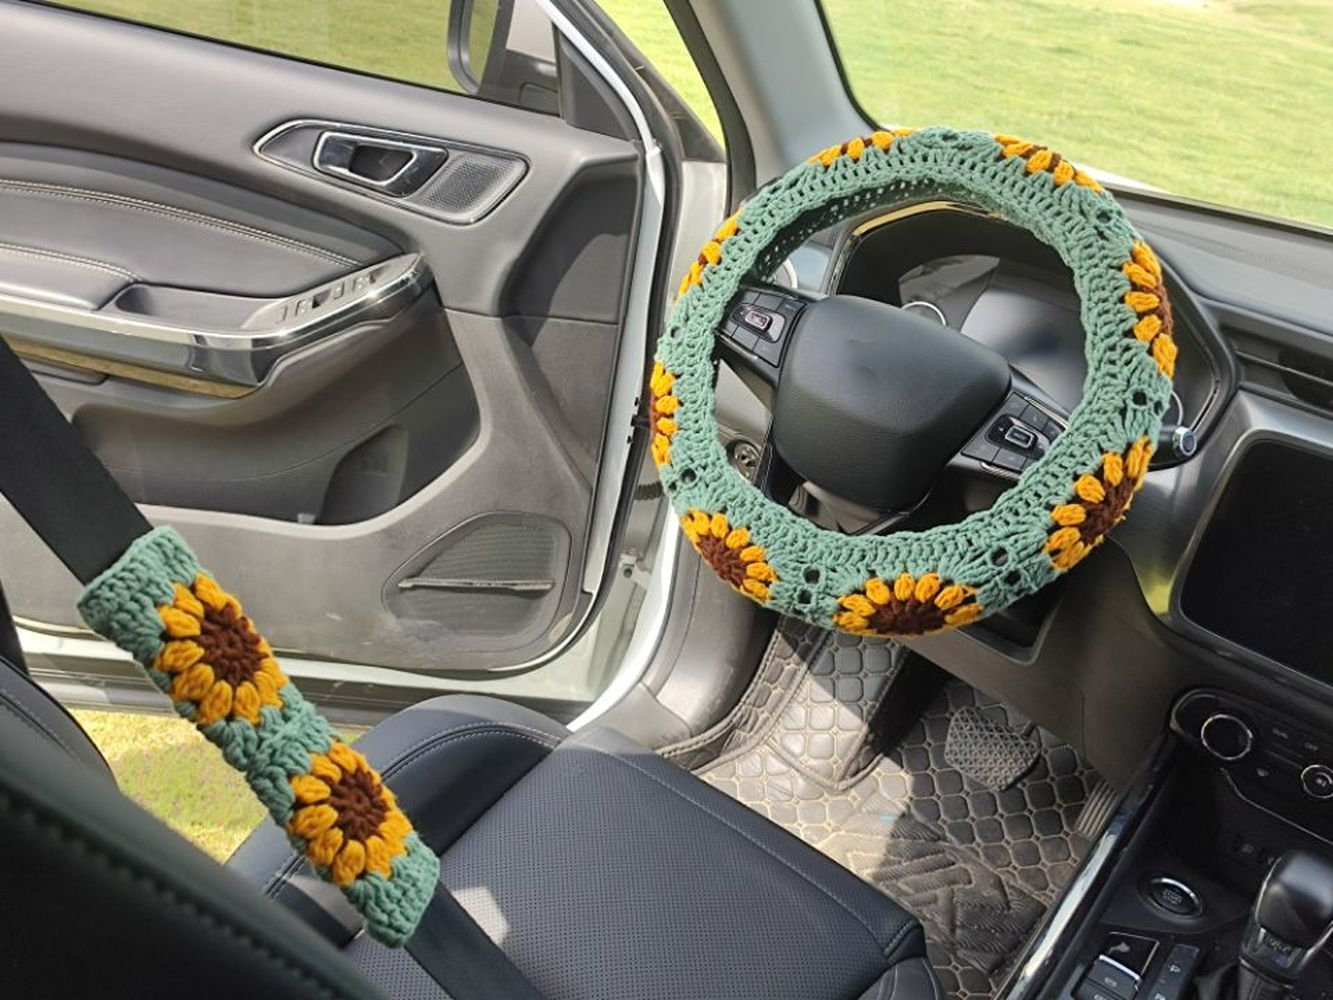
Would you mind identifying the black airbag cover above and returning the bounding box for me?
[771,295,1010,510]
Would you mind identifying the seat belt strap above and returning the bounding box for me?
[406,884,547,1000]
[0,337,149,584]
[0,336,546,996]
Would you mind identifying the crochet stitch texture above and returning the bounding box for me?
[654,127,1175,636]
[78,527,438,946]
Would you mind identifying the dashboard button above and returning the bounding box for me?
[1101,932,1158,975]
[994,449,1026,472]
[1143,875,1203,917]
[963,440,999,463]
[1142,944,1200,1000]
[1084,957,1140,999]
[753,335,784,366]
[727,327,759,350]
[1301,763,1333,800]
[1003,425,1037,450]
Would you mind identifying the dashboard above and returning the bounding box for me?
[734,196,1333,788]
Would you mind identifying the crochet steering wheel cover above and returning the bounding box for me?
[653,126,1176,638]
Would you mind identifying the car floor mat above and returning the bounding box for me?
[666,623,1104,1000]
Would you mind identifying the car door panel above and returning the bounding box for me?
[0,0,647,672]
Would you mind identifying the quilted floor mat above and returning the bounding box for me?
[667,622,1103,999]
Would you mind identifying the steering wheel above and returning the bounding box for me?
[652,127,1176,637]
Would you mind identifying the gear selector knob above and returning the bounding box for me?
[1237,852,1333,999]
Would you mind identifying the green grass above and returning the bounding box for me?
[58,0,1333,228]
[822,0,1333,229]
[74,709,361,861]
[56,0,1333,856]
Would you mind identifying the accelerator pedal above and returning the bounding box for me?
[944,706,1040,791]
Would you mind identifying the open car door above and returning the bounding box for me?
[0,0,718,699]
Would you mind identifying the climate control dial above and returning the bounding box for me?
[1200,713,1254,763]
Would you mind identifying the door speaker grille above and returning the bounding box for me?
[385,513,568,638]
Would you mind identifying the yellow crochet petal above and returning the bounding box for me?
[934,585,967,611]
[364,835,394,878]
[1103,452,1125,487]
[192,575,233,614]
[309,753,342,785]
[1132,241,1162,281]
[914,573,942,603]
[725,527,750,550]
[291,774,331,805]
[745,562,777,583]
[157,640,204,675]
[865,578,891,606]
[709,513,729,539]
[1045,526,1082,553]
[833,611,868,631]
[290,804,339,840]
[195,680,234,727]
[893,573,916,601]
[1125,291,1160,314]
[171,662,214,703]
[331,839,367,888]
[739,545,765,563]
[327,741,361,775]
[944,604,984,627]
[232,681,261,725]
[740,579,771,601]
[1052,503,1087,526]
[171,582,204,619]
[1133,314,1162,343]
[839,594,876,617]
[307,826,344,868]
[1075,475,1106,504]
[159,606,201,639]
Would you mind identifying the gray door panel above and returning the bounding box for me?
[0,1,646,672]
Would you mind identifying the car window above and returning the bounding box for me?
[35,0,556,111]
[822,0,1333,231]
[599,0,722,141]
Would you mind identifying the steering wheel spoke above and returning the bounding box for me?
[946,373,1069,486]
[714,281,816,405]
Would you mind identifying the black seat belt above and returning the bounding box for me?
[0,336,545,999]
[0,338,149,584]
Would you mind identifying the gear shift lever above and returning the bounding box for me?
[1236,852,1333,1000]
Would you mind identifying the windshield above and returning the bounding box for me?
[822,0,1333,231]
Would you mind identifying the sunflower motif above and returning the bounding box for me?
[649,361,679,468]
[155,575,287,727]
[287,741,413,887]
[1122,240,1177,378]
[807,127,916,168]
[834,572,983,637]
[680,510,777,601]
[1046,437,1154,571]
[995,135,1103,193]
[677,211,742,297]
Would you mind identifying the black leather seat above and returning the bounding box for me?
[1,650,940,1000]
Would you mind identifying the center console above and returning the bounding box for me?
[1010,689,1333,1000]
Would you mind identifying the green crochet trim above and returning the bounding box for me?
[78,527,437,946]
[653,127,1176,638]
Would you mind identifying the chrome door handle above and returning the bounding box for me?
[312,131,447,197]
[0,254,429,396]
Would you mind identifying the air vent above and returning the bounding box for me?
[1225,321,1333,416]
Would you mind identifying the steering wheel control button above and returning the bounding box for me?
[1200,712,1254,762]
[1143,875,1204,918]
[1141,944,1201,1000]
[1300,763,1333,800]
[1003,425,1037,450]
[1101,933,1159,976]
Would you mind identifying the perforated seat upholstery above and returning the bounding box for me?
[0,653,940,1000]
[232,695,942,1000]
